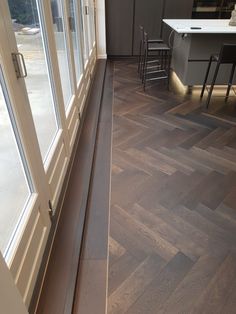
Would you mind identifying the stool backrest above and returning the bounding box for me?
[139,25,144,42]
[219,44,236,64]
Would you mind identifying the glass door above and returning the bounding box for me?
[0,0,97,308]
[0,24,51,313]
[8,0,59,161]
[6,0,70,209]
[0,66,51,307]
[0,0,68,307]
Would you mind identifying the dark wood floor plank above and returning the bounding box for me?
[173,205,234,249]
[191,252,236,314]
[221,277,236,313]
[126,252,193,314]
[108,251,140,296]
[156,170,204,210]
[109,237,126,265]
[145,146,194,175]
[159,252,228,314]
[144,203,211,253]
[110,218,147,262]
[125,203,204,261]
[195,203,236,237]
[216,203,236,224]
[124,147,177,176]
[182,171,224,210]
[108,255,165,314]
[111,168,150,207]
[112,205,178,261]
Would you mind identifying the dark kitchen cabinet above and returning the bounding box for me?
[105,0,194,56]
[133,0,164,55]
[105,0,134,56]
[162,0,194,44]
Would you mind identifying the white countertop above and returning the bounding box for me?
[163,19,236,34]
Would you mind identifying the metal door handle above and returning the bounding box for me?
[12,52,27,79]
[85,5,89,15]
[68,17,74,31]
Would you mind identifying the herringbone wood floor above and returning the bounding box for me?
[108,60,236,314]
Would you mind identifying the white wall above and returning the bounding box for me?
[95,0,107,58]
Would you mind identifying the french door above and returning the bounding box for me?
[0,10,51,309]
[0,0,96,309]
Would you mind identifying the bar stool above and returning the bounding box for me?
[138,25,163,76]
[201,43,236,108]
[142,31,171,91]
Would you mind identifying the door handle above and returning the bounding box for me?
[68,17,75,31]
[11,52,27,79]
[85,5,89,15]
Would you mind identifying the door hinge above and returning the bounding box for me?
[11,52,27,79]
[48,200,55,220]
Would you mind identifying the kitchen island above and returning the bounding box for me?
[163,19,236,86]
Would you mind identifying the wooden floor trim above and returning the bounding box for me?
[72,60,113,314]
[35,59,107,314]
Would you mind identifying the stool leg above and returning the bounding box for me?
[225,64,235,102]
[201,56,213,98]
[141,48,145,82]
[143,50,148,91]
[138,40,142,74]
[141,49,146,83]
[167,52,171,90]
[139,48,144,79]
[161,50,164,69]
[206,62,220,109]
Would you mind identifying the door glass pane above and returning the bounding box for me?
[69,0,83,82]
[0,71,31,255]
[51,0,73,109]
[8,0,59,161]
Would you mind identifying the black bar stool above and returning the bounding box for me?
[142,31,171,91]
[138,25,163,76]
[201,43,236,108]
